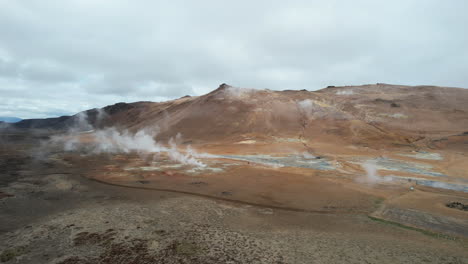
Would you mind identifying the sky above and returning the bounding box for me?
[0,0,467,119]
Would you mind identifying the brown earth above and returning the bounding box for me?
[1,83,468,263]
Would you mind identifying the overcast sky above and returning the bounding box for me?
[1,0,467,118]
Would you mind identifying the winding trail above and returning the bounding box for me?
[85,176,370,215]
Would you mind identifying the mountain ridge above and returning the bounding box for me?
[7,83,468,151]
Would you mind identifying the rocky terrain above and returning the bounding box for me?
[1,83,467,263]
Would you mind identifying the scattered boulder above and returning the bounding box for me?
[445,202,468,211]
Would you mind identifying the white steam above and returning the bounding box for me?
[224,86,257,99]
[301,151,316,159]
[362,161,380,182]
[48,110,207,167]
[73,112,93,132]
[297,99,327,119]
[360,160,393,183]
[167,137,205,167]
[297,99,315,115]
[336,90,354,95]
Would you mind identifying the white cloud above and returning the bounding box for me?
[0,0,467,118]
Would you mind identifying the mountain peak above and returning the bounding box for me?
[212,83,234,92]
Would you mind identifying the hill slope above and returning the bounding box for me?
[11,83,468,150]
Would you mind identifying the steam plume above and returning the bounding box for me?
[47,110,207,167]
[360,160,393,183]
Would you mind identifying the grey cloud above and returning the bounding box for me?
[0,0,467,118]
[0,58,77,83]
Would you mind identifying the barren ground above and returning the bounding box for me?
[1,132,467,264]
[2,84,468,263]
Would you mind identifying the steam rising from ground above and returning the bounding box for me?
[48,110,207,167]
[301,151,316,159]
[360,161,393,183]
[336,90,354,95]
[297,99,327,119]
[223,86,258,99]
[297,99,315,115]
[362,161,380,182]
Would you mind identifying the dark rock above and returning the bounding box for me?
[445,202,468,211]
[137,180,150,184]
[190,181,207,185]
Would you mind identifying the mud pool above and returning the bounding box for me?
[121,153,335,175]
[219,154,335,170]
[390,176,468,193]
[398,151,443,160]
[356,157,446,177]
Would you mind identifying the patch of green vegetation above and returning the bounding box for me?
[175,242,200,256]
[368,216,457,241]
[0,246,28,262]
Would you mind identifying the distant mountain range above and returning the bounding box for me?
[0,116,22,123]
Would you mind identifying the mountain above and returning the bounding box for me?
[11,102,138,130]
[10,83,468,151]
[0,116,22,123]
